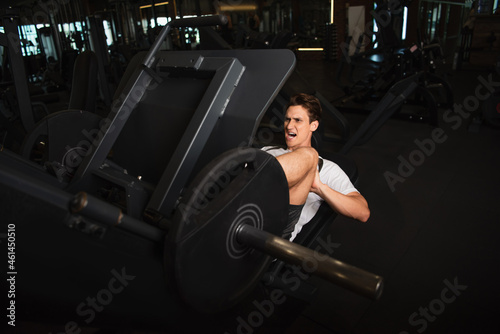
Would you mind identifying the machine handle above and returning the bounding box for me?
[143,14,228,68]
[70,192,164,242]
[237,224,384,300]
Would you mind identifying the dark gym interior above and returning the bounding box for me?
[1,1,499,333]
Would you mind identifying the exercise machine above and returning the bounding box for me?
[0,15,382,333]
[335,38,453,126]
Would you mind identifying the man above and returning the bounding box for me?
[262,93,370,240]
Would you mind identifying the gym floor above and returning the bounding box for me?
[272,59,500,333]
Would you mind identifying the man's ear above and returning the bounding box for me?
[310,120,319,132]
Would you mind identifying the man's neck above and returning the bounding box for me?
[287,142,312,152]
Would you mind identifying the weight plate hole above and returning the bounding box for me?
[225,203,263,259]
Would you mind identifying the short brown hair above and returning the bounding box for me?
[286,93,322,123]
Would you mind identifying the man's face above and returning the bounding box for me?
[284,105,318,151]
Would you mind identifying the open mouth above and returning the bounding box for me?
[286,132,296,140]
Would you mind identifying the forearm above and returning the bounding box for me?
[314,185,370,222]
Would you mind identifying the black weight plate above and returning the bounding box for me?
[165,147,289,313]
[21,110,103,164]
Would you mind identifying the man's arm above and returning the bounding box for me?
[311,169,370,222]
